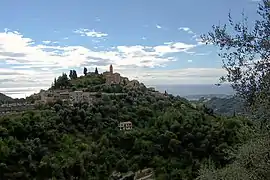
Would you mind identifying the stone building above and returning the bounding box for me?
[38,89,94,105]
[59,92,70,100]
[119,121,133,131]
[103,64,121,85]
[69,91,92,103]
[40,91,54,103]
[0,104,35,114]
[40,90,69,104]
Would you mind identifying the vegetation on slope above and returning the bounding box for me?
[197,0,270,179]
[3,0,270,177]
[193,96,246,116]
[0,80,254,179]
[50,71,106,91]
[197,133,270,180]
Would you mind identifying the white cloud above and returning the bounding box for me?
[187,59,192,63]
[178,27,194,34]
[195,37,205,45]
[116,67,226,85]
[156,24,162,29]
[42,40,58,45]
[74,28,108,38]
[153,42,197,55]
[95,17,101,22]
[42,40,51,44]
[0,29,211,98]
[178,27,207,46]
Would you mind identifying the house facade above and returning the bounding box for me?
[119,121,133,131]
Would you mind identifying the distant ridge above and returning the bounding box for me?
[0,92,14,103]
[184,94,233,100]
[152,84,235,97]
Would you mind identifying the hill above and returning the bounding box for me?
[0,92,14,103]
[153,84,235,98]
[205,97,246,116]
[0,69,254,179]
[184,94,233,101]
[192,96,247,116]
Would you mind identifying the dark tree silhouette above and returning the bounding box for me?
[69,70,73,79]
[69,70,78,79]
[95,67,99,74]
[83,67,87,76]
[72,70,77,79]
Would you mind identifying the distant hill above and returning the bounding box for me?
[152,84,235,97]
[184,94,233,100]
[192,96,247,116]
[0,92,14,103]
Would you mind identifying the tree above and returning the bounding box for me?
[83,67,87,76]
[53,78,57,89]
[116,158,129,173]
[69,70,73,79]
[54,73,70,89]
[95,67,99,74]
[201,0,270,122]
[72,70,77,79]
[69,70,78,79]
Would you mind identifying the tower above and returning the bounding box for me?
[110,64,113,74]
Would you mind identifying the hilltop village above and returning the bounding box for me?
[31,64,161,106]
[0,65,128,111]
[0,64,167,132]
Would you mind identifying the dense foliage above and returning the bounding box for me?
[0,85,254,179]
[51,73,71,90]
[197,133,270,180]
[197,0,270,179]
[50,70,106,92]
[194,96,246,117]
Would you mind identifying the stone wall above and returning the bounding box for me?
[0,104,35,114]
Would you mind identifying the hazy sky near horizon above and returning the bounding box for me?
[0,0,260,98]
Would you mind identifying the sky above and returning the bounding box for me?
[0,0,261,98]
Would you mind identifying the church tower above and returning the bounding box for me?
[110,64,113,74]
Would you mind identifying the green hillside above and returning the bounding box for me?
[193,96,247,116]
[0,72,254,180]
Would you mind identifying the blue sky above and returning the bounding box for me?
[0,0,260,97]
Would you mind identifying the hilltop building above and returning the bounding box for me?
[40,90,70,104]
[38,89,94,105]
[103,64,121,85]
